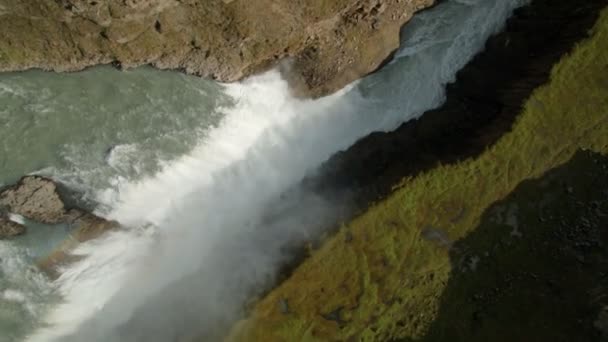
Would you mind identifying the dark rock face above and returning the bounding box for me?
[0,0,435,97]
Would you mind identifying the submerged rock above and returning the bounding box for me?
[64,208,119,243]
[0,0,435,97]
[38,208,119,278]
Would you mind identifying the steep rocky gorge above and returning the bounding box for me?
[0,0,607,340]
[233,1,608,340]
[0,0,434,97]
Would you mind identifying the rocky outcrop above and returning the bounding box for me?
[0,176,118,274]
[0,204,25,238]
[0,0,434,97]
[0,176,66,224]
[0,217,25,239]
[38,207,119,278]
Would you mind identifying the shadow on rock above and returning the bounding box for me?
[397,150,608,342]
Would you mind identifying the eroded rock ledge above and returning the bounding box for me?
[0,176,117,276]
[0,0,434,97]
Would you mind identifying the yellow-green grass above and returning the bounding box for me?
[229,6,608,342]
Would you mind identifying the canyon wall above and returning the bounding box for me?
[0,0,434,97]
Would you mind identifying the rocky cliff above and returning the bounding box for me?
[0,0,434,97]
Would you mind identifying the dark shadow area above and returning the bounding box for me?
[309,0,607,213]
[396,150,608,342]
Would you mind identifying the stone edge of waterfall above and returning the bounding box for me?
[0,0,436,98]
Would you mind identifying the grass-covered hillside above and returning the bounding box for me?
[230,5,608,342]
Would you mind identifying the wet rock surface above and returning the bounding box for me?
[37,207,118,279]
[0,176,118,274]
[0,218,25,239]
[0,204,25,238]
[0,0,434,97]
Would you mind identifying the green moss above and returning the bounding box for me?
[400,149,608,342]
[231,6,608,342]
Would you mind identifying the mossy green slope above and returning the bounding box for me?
[398,148,608,342]
[231,6,608,342]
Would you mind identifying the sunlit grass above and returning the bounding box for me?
[230,6,608,342]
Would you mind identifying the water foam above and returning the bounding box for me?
[0,243,54,342]
[8,214,26,225]
[26,0,528,340]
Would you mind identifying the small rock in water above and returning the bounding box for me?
[104,144,116,162]
[0,176,66,224]
[0,204,25,238]
[0,217,26,239]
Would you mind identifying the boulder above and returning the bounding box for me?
[0,176,66,224]
[0,176,118,276]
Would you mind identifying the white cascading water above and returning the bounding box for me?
[24,0,528,340]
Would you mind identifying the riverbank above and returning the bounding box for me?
[0,0,434,97]
[233,3,608,341]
